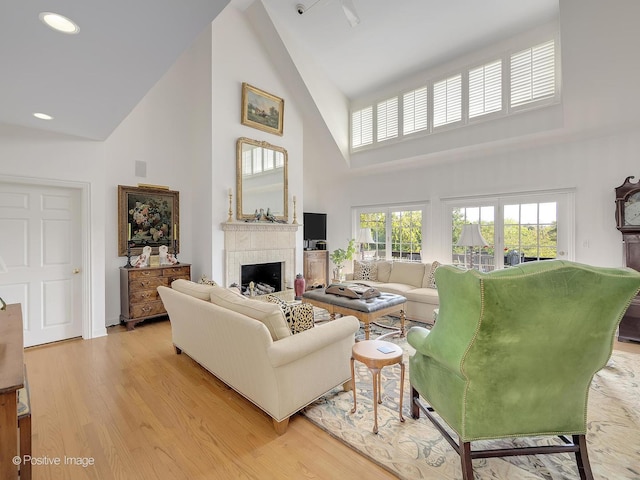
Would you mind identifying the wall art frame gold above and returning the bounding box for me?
[118,185,180,256]
[241,82,284,136]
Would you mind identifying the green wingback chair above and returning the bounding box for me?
[408,260,640,480]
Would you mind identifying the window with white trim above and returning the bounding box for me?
[469,59,502,118]
[351,106,373,148]
[433,74,462,127]
[403,87,428,135]
[355,205,425,262]
[510,40,555,108]
[376,96,398,142]
[445,190,573,271]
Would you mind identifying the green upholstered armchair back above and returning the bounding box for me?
[408,260,640,442]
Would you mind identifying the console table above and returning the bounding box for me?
[0,303,25,479]
[120,264,191,330]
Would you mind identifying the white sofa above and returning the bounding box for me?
[157,279,360,434]
[347,260,440,323]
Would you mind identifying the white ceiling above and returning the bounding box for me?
[0,0,558,141]
[0,0,230,140]
[262,0,559,99]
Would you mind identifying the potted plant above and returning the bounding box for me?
[330,239,356,282]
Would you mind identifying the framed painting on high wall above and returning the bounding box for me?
[241,82,284,136]
[118,185,180,256]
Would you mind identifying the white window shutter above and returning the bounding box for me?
[469,60,502,118]
[352,106,373,148]
[403,87,428,135]
[511,40,555,107]
[434,74,462,127]
[377,97,398,142]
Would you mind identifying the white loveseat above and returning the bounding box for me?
[347,260,440,323]
[157,280,360,434]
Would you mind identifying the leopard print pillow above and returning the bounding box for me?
[353,260,378,281]
[266,295,315,334]
[425,261,441,289]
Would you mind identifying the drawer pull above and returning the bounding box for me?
[141,306,152,313]
[141,271,151,276]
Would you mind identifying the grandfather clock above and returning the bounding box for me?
[614,176,640,342]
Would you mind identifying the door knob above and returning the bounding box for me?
[73,268,80,274]
[558,251,566,256]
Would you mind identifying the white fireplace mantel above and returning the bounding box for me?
[222,222,300,288]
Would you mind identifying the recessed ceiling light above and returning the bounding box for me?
[33,113,54,120]
[39,12,80,34]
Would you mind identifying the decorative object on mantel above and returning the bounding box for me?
[124,241,135,268]
[292,195,298,224]
[245,208,287,223]
[227,188,233,222]
[118,185,180,257]
[330,239,356,282]
[241,82,284,136]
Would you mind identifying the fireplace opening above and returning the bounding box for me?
[240,261,282,296]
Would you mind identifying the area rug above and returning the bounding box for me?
[302,328,640,479]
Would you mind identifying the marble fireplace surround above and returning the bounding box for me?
[222,222,300,290]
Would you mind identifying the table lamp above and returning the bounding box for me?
[357,228,375,260]
[456,224,488,270]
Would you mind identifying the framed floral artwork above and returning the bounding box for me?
[118,185,180,256]
[241,82,284,136]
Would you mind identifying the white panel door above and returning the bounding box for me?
[0,183,83,347]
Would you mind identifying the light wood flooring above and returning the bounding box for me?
[24,319,640,480]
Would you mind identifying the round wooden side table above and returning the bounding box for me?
[350,339,405,434]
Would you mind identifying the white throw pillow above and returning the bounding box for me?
[388,262,426,288]
[171,279,216,301]
[209,286,291,341]
[376,261,393,283]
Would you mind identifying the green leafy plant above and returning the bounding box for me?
[329,239,357,268]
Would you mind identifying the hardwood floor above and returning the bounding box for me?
[24,320,395,480]
[25,320,640,480]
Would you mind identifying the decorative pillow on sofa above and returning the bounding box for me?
[423,261,441,289]
[266,295,315,334]
[209,286,291,340]
[198,274,217,286]
[376,261,393,283]
[353,260,378,281]
[388,262,426,288]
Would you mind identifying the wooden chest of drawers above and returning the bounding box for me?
[120,264,191,330]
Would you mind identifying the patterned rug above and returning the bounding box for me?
[302,320,640,479]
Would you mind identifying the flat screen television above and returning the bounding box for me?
[303,212,327,241]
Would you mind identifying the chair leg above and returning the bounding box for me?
[460,441,474,480]
[574,434,594,480]
[411,386,420,419]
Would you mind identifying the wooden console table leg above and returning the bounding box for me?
[0,392,19,479]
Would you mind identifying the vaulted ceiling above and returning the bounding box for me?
[0,0,558,140]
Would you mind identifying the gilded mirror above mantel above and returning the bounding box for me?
[236,137,288,222]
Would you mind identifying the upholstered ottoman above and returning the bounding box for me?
[302,289,406,340]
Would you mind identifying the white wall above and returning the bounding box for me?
[103,25,214,325]
[210,4,305,283]
[303,0,640,271]
[0,124,108,338]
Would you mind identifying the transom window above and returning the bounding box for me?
[350,38,558,152]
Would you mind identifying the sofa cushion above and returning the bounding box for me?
[376,261,393,283]
[171,279,216,301]
[353,260,378,281]
[422,261,441,289]
[209,286,291,341]
[388,262,425,288]
[266,295,315,334]
[402,287,440,305]
[376,283,415,296]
